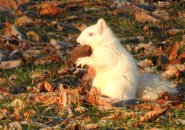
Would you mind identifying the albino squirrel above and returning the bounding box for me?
[75,18,178,101]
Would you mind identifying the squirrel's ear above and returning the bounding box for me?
[97,18,106,34]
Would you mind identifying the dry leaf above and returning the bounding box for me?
[168,42,180,60]
[178,52,185,61]
[152,10,170,20]
[0,78,6,85]
[34,93,58,105]
[57,66,69,75]
[137,59,153,68]
[0,59,22,69]
[43,81,52,92]
[162,64,185,79]
[87,87,113,109]
[0,0,29,10]
[39,3,66,16]
[140,107,168,122]
[85,123,98,129]
[134,103,161,111]
[73,23,87,32]
[158,1,171,8]
[0,0,18,10]
[27,31,40,42]
[135,10,160,23]
[37,81,53,92]
[30,71,44,80]
[5,21,22,40]
[135,42,156,52]
[23,110,36,117]
[15,15,34,27]
[165,28,182,35]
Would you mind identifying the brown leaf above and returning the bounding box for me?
[0,78,6,85]
[168,41,180,60]
[39,3,66,16]
[135,10,160,23]
[5,21,22,40]
[0,59,22,69]
[85,123,98,129]
[43,81,52,92]
[37,81,53,92]
[162,64,185,79]
[140,107,168,122]
[15,15,34,27]
[0,0,18,10]
[134,103,161,111]
[34,92,59,105]
[137,59,154,68]
[57,66,69,75]
[178,52,185,61]
[87,87,113,109]
[27,31,40,42]
[152,10,170,20]
[134,43,156,52]
[73,23,87,32]
[0,0,29,10]
[23,110,36,117]
[0,86,8,93]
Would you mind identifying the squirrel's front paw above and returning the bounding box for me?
[75,57,88,67]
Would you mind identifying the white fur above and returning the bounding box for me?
[76,19,178,101]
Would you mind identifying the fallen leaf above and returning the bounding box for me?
[135,10,160,23]
[0,0,18,10]
[0,78,6,85]
[135,42,156,52]
[134,103,161,111]
[165,28,182,35]
[0,0,29,10]
[37,81,53,92]
[178,52,185,61]
[168,42,180,60]
[137,59,154,68]
[0,59,22,69]
[23,110,36,117]
[87,87,113,109]
[162,64,185,79]
[158,1,171,8]
[57,66,69,75]
[43,81,52,92]
[140,107,168,122]
[152,10,170,20]
[39,2,66,16]
[85,123,98,129]
[5,21,22,40]
[73,23,87,32]
[0,86,8,93]
[27,31,40,42]
[15,15,34,27]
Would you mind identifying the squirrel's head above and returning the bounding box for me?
[76,18,108,48]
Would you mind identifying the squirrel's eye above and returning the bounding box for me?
[88,33,93,36]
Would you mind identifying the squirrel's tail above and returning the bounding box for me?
[136,73,178,99]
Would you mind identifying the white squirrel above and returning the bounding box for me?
[75,18,178,101]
